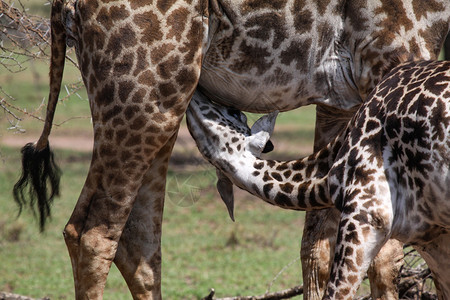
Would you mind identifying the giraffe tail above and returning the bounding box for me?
[13,0,66,231]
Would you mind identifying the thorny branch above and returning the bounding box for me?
[0,0,83,130]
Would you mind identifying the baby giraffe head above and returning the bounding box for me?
[186,90,278,220]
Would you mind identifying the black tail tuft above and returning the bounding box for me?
[13,142,61,231]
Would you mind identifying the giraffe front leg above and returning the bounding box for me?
[113,133,178,299]
[324,208,392,300]
[301,209,340,300]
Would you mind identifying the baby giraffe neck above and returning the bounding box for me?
[226,142,341,211]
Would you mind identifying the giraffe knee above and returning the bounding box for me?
[63,222,80,248]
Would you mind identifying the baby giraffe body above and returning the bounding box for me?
[186,60,450,299]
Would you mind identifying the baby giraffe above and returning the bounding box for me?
[186,60,450,299]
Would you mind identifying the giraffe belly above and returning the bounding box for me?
[198,66,309,113]
[198,52,362,113]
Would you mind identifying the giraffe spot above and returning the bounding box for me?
[180,20,203,65]
[125,134,142,147]
[344,230,360,245]
[157,55,180,80]
[283,170,292,179]
[254,162,264,169]
[102,105,123,123]
[134,11,163,46]
[145,136,158,147]
[80,53,91,76]
[133,47,149,76]
[263,183,274,198]
[297,184,309,206]
[267,160,276,168]
[231,41,273,75]
[344,0,369,32]
[106,25,137,59]
[263,171,272,182]
[129,0,148,9]
[91,55,112,83]
[96,82,115,107]
[252,171,260,176]
[275,163,289,171]
[151,113,167,123]
[88,74,98,95]
[158,83,177,97]
[167,7,189,42]
[97,7,114,30]
[124,105,140,120]
[145,104,155,114]
[241,0,285,12]
[280,183,294,194]
[292,173,303,182]
[99,144,117,157]
[130,115,147,131]
[316,0,331,14]
[292,6,313,33]
[244,13,287,49]
[292,161,305,170]
[280,39,312,72]
[375,0,413,32]
[157,0,177,13]
[118,81,135,103]
[344,246,353,256]
[412,0,445,21]
[162,96,179,110]
[151,43,176,65]
[424,73,450,95]
[109,5,130,23]
[176,68,198,93]
[132,88,147,103]
[138,70,156,87]
[114,53,134,76]
[79,0,99,20]
[271,172,283,182]
[112,117,125,127]
[275,193,292,207]
[116,129,128,145]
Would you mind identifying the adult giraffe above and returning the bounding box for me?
[13,0,450,299]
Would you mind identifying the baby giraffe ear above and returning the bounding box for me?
[248,111,278,156]
[216,170,235,222]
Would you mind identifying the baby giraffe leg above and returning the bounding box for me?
[324,208,392,300]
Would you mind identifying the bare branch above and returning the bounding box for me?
[202,285,304,300]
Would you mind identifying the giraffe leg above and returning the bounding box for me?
[323,213,391,300]
[63,107,189,299]
[62,2,206,297]
[303,105,402,299]
[323,182,393,300]
[113,132,177,299]
[415,233,450,300]
[367,239,403,300]
[301,209,339,300]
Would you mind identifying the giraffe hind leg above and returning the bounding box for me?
[114,133,178,299]
[62,0,207,297]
